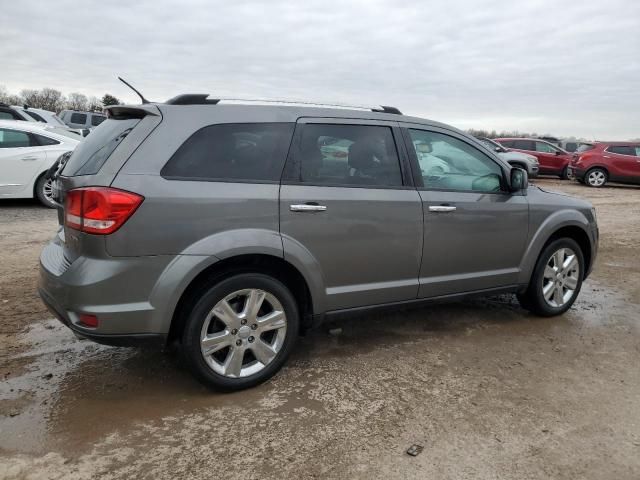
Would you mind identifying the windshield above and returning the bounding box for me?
[61,118,140,176]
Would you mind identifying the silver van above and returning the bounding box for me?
[39,96,598,390]
[58,109,106,130]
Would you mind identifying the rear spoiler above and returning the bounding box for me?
[104,104,161,119]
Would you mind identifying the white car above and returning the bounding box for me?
[0,120,80,207]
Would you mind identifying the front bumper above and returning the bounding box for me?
[38,233,173,347]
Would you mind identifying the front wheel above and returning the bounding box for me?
[560,166,570,180]
[181,273,299,391]
[517,238,584,316]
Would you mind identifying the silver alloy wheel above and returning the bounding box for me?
[42,178,54,203]
[587,170,606,187]
[542,247,580,308]
[200,288,287,378]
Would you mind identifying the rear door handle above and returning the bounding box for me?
[21,156,38,161]
[428,205,457,213]
[290,203,327,212]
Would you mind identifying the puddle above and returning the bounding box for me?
[0,279,637,458]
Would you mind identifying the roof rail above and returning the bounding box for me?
[163,95,401,114]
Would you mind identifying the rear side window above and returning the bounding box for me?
[514,140,535,151]
[91,115,106,126]
[25,110,46,122]
[297,124,402,187]
[0,128,35,148]
[62,118,140,176]
[535,141,557,153]
[607,145,635,156]
[161,123,295,182]
[33,134,60,146]
[70,113,87,124]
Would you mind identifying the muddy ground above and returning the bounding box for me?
[0,178,639,479]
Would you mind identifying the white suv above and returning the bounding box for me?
[0,120,80,207]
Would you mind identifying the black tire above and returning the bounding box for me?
[517,238,584,317]
[181,273,299,391]
[560,166,570,180]
[585,167,608,188]
[35,174,56,208]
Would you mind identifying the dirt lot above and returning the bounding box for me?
[1,178,639,479]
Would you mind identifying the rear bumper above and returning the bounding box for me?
[38,287,165,347]
[38,233,174,347]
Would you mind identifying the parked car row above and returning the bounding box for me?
[0,119,80,207]
[0,102,105,137]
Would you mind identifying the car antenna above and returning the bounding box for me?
[117,76,150,104]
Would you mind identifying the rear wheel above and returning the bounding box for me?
[585,168,607,187]
[35,174,56,208]
[181,273,299,391]
[517,238,584,316]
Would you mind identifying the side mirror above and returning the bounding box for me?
[494,146,502,152]
[510,167,528,192]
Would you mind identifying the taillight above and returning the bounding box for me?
[64,187,143,235]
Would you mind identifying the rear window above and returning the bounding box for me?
[25,110,46,122]
[62,118,140,176]
[161,123,295,182]
[70,113,87,124]
[576,144,595,153]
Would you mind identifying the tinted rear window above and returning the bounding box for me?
[62,118,140,176]
[607,145,635,156]
[161,123,294,182]
[70,113,87,124]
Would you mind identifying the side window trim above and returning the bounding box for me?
[281,118,413,189]
[399,124,509,194]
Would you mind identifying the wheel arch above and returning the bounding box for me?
[166,253,314,345]
[519,212,594,284]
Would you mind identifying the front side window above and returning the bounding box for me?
[298,124,402,187]
[408,129,503,193]
[161,123,295,182]
[607,145,635,156]
[91,115,106,126]
[0,128,34,148]
[535,141,558,153]
[70,113,87,124]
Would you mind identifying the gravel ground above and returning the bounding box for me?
[1,178,639,479]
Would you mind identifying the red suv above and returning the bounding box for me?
[494,138,573,178]
[569,142,640,187]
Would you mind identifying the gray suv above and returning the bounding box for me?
[39,97,599,390]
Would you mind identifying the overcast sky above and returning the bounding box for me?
[1,0,638,139]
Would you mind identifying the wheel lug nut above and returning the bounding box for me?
[241,319,247,325]
[236,339,242,346]
[248,336,254,343]
[231,329,238,335]
[251,324,257,330]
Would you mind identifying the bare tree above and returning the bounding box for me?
[87,96,103,112]
[66,92,88,111]
[20,88,65,111]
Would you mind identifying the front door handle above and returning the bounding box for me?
[428,205,457,213]
[290,203,327,212]
[21,156,38,161]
